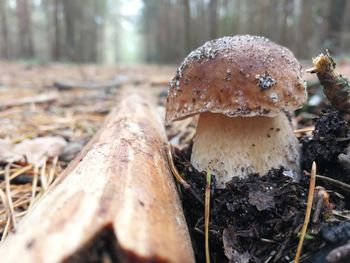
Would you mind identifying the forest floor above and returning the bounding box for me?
[1,60,350,262]
[0,61,174,240]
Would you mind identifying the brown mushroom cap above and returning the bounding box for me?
[166,35,307,124]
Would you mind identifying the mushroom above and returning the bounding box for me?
[165,35,307,188]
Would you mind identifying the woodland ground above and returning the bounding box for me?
[1,60,350,262]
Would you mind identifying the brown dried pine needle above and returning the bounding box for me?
[295,161,316,263]
[205,169,212,263]
[0,161,61,240]
[165,143,191,189]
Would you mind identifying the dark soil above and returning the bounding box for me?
[173,109,350,263]
[301,110,350,184]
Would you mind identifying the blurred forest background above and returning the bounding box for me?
[0,0,350,64]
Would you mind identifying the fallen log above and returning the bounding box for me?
[54,79,125,90]
[0,87,194,263]
[0,92,58,109]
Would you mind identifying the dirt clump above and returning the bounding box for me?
[174,146,329,263]
[301,109,350,184]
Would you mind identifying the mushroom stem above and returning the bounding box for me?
[191,112,300,188]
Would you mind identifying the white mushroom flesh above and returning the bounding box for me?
[190,112,300,188]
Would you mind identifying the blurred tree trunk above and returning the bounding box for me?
[280,0,293,46]
[257,0,269,37]
[195,0,208,46]
[232,0,242,34]
[319,0,332,48]
[95,0,106,63]
[294,0,313,58]
[16,0,34,58]
[53,0,61,60]
[340,0,350,51]
[142,0,155,62]
[62,0,77,61]
[79,1,95,62]
[243,0,257,35]
[0,0,9,58]
[209,0,218,39]
[266,0,280,40]
[183,0,191,53]
[62,0,98,63]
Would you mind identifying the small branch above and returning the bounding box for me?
[0,92,58,109]
[0,188,10,241]
[295,162,316,263]
[4,165,16,231]
[307,51,350,112]
[293,126,315,135]
[28,165,39,210]
[205,170,212,263]
[54,79,124,90]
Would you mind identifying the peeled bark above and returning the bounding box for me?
[0,87,194,263]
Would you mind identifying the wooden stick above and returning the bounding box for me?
[54,79,125,90]
[4,165,16,231]
[0,87,195,263]
[0,92,58,109]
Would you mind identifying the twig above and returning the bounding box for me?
[1,218,11,242]
[273,230,293,262]
[205,169,212,263]
[40,157,48,191]
[295,162,316,263]
[307,50,350,112]
[304,171,350,192]
[165,144,191,189]
[5,165,16,231]
[10,164,33,181]
[293,126,315,134]
[0,92,58,109]
[28,165,39,210]
[54,79,124,90]
[0,188,10,241]
[312,187,330,223]
[47,156,58,185]
[0,189,10,217]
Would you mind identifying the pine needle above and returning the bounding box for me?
[47,156,58,185]
[1,218,11,242]
[40,157,48,191]
[9,164,33,181]
[165,143,191,189]
[205,169,212,263]
[295,161,316,263]
[5,165,16,231]
[0,187,10,241]
[29,165,39,210]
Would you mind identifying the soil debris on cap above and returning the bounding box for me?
[255,73,276,90]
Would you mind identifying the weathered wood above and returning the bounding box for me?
[0,92,58,109]
[54,79,125,90]
[0,87,194,263]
